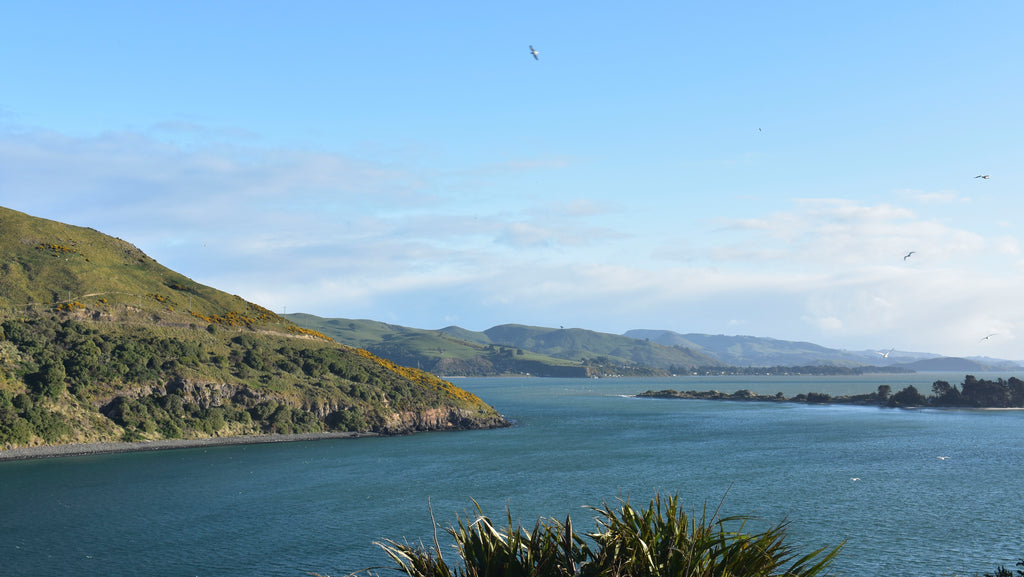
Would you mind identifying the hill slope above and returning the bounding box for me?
[0,206,506,450]
[286,315,591,377]
[286,318,724,377]
[480,324,723,370]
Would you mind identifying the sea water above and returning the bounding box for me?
[1,373,1022,577]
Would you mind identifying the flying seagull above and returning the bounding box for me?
[903,251,915,261]
[529,45,539,60]
[850,477,861,481]
[975,174,990,179]
[937,456,950,460]
[877,347,895,358]
[980,333,997,342]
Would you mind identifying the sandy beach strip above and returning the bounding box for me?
[0,431,377,462]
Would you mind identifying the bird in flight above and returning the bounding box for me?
[903,251,915,261]
[937,456,950,460]
[529,45,539,60]
[850,477,861,481]
[980,333,997,342]
[975,174,990,179]
[877,347,895,358]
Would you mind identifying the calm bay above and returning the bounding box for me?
[2,373,1022,577]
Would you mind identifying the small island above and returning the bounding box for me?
[637,375,1024,409]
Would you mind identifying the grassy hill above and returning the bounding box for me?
[285,315,591,377]
[291,316,724,376]
[478,324,723,370]
[0,206,506,449]
[0,207,287,329]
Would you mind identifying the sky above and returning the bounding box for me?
[2,1,1023,359]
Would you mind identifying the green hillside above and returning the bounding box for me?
[290,316,724,376]
[0,206,506,449]
[481,324,723,370]
[286,314,590,377]
[0,208,289,329]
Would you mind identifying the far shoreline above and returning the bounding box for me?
[0,431,378,462]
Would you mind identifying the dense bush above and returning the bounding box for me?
[0,314,502,447]
[892,376,1024,408]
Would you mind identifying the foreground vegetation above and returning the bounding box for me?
[365,494,843,577]
[985,560,1024,577]
[360,494,1021,577]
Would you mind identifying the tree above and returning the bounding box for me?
[932,380,953,396]
[35,361,67,398]
[889,385,927,407]
[1008,378,1024,407]
[876,384,891,401]
[961,377,1010,407]
[931,380,961,406]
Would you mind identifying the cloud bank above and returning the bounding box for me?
[1,126,1020,359]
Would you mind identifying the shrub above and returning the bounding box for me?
[983,559,1024,577]
[373,493,843,577]
[201,407,227,434]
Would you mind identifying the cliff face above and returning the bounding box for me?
[380,406,510,434]
[98,378,272,414]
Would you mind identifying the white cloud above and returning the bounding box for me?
[707,198,993,270]
[897,188,971,204]
[3,126,1024,359]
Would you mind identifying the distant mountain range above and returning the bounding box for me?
[287,315,1024,377]
[624,329,1023,372]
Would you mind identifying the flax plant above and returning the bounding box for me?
[580,493,842,577]
[371,493,843,577]
[376,499,584,577]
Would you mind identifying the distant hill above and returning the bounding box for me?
[891,357,1003,372]
[479,324,722,370]
[623,330,868,367]
[291,318,1024,378]
[627,330,921,368]
[624,329,1023,371]
[286,315,590,377]
[285,318,724,377]
[960,356,1024,371]
[0,206,505,450]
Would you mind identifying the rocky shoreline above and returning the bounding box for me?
[0,431,378,462]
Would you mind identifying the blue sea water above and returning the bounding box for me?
[2,373,1023,577]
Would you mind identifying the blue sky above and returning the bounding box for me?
[2,1,1023,359]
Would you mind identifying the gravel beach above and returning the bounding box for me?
[0,431,376,462]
